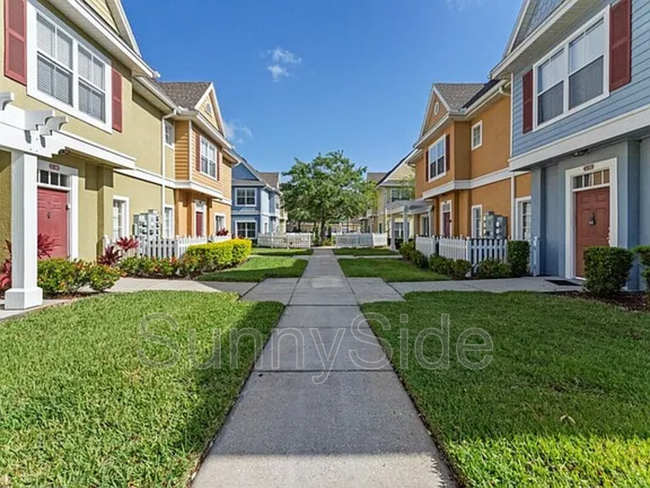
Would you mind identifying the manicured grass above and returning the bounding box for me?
[199,256,307,282]
[0,292,284,486]
[339,258,449,282]
[252,247,313,257]
[332,247,398,256]
[362,292,650,487]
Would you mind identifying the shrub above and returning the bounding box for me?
[634,246,650,290]
[584,247,633,297]
[413,250,429,269]
[178,253,203,278]
[97,245,122,266]
[1,234,58,291]
[118,256,183,279]
[476,259,511,280]
[86,264,121,292]
[429,255,452,276]
[450,259,472,280]
[38,259,88,296]
[399,242,416,261]
[231,239,253,265]
[508,240,530,278]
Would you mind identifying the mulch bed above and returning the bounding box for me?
[558,291,648,312]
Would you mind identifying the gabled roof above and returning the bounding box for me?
[506,0,566,55]
[259,172,280,189]
[377,151,415,186]
[435,83,486,111]
[462,80,500,109]
[155,82,212,109]
[105,0,141,55]
[367,172,387,184]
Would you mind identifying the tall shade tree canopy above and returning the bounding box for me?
[281,151,375,239]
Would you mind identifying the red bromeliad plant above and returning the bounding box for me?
[216,228,229,236]
[115,237,139,252]
[97,245,122,267]
[1,234,57,291]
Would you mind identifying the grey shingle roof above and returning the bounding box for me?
[435,83,486,111]
[155,81,211,109]
[367,172,387,183]
[462,80,500,109]
[259,172,280,189]
[233,179,264,187]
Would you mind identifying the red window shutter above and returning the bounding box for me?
[4,0,27,85]
[425,148,429,180]
[195,133,201,171]
[610,0,632,91]
[522,70,533,134]
[445,134,451,172]
[111,68,123,132]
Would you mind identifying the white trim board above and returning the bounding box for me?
[510,103,650,171]
[564,158,618,279]
[421,168,512,200]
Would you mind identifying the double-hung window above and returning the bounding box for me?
[164,121,175,146]
[390,188,411,202]
[236,221,257,239]
[199,137,218,178]
[471,121,483,150]
[427,136,446,180]
[236,188,256,206]
[31,5,111,129]
[471,205,483,238]
[535,13,607,128]
[517,199,533,241]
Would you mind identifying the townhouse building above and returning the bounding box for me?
[492,0,648,286]
[232,159,286,240]
[409,81,531,239]
[0,0,235,309]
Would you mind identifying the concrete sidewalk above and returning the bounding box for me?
[193,249,455,488]
[391,276,583,295]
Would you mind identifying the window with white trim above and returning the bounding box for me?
[38,169,70,188]
[236,188,256,206]
[420,215,430,237]
[573,168,610,189]
[164,121,175,146]
[471,121,483,150]
[390,188,411,202]
[163,206,174,238]
[517,200,532,241]
[236,221,257,239]
[33,9,110,125]
[112,198,129,239]
[536,14,607,127]
[471,205,483,238]
[215,214,226,232]
[427,136,446,180]
[200,136,217,178]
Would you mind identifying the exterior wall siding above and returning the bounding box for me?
[512,0,650,158]
[469,97,512,178]
[82,0,117,30]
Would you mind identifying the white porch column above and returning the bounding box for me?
[429,208,435,237]
[390,214,396,251]
[403,207,409,240]
[5,152,43,310]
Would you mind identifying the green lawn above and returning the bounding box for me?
[333,247,398,256]
[252,247,313,257]
[0,292,284,486]
[339,258,448,282]
[363,292,650,487]
[199,256,307,282]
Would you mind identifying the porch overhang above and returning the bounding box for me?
[387,199,432,216]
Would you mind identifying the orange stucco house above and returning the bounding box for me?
[409,81,532,240]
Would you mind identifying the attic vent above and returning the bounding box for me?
[206,102,213,116]
[434,102,440,115]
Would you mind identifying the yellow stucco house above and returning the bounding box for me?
[408,81,531,240]
[0,0,235,309]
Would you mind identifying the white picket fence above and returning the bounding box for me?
[335,233,388,249]
[102,235,232,259]
[415,235,541,276]
[257,233,312,249]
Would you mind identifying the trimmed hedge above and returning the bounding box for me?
[584,246,633,296]
[508,240,530,278]
[38,258,120,296]
[184,238,252,275]
[476,259,511,280]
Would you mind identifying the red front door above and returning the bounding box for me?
[443,212,451,237]
[38,188,68,258]
[195,211,204,237]
[575,187,610,278]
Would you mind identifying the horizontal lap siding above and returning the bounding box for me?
[512,0,650,158]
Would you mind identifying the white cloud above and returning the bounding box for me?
[265,47,301,82]
[224,120,253,145]
[445,0,485,12]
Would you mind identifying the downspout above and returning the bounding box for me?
[161,108,180,237]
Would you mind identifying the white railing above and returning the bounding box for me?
[102,235,232,259]
[416,235,540,275]
[257,233,312,249]
[335,233,388,248]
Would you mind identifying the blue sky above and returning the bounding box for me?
[123,0,521,174]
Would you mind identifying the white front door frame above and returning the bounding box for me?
[564,158,618,279]
[37,160,79,259]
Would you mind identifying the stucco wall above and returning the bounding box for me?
[0,152,11,261]
[469,96,511,178]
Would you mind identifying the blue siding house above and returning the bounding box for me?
[231,159,286,240]
[492,0,649,287]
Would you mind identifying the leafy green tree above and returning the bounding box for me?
[281,151,375,241]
